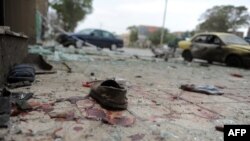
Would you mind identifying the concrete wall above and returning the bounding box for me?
[4,0,36,43]
[3,0,48,44]
[0,0,49,86]
[0,33,28,86]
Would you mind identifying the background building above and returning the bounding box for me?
[137,25,161,41]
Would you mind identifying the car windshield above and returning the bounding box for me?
[77,29,94,35]
[220,34,249,45]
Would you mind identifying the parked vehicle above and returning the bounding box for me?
[56,29,124,50]
[178,32,250,68]
[244,37,250,44]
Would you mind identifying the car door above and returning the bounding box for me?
[191,35,211,60]
[101,31,116,48]
[87,30,103,47]
[205,35,226,62]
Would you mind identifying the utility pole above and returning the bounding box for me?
[160,0,168,45]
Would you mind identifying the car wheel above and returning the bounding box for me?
[66,43,76,48]
[75,40,83,48]
[225,55,243,68]
[110,44,117,51]
[182,50,193,62]
[207,60,213,64]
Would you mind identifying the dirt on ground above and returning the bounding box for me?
[1,47,250,141]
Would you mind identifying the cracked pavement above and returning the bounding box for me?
[1,47,250,141]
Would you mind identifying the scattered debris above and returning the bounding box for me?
[5,81,32,89]
[62,62,72,73]
[36,103,54,113]
[23,54,54,71]
[83,78,130,89]
[150,45,175,61]
[113,78,131,88]
[215,125,224,132]
[28,45,98,62]
[200,63,210,67]
[169,66,177,69]
[48,110,76,121]
[135,75,142,78]
[56,96,89,104]
[0,89,11,128]
[90,72,97,80]
[0,88,34,127]
[230,73,243,78]
[76,99,95,109]
[84,106,135,127]
[83,80,102,86]
[73,127,83,132]
[10,99,54,117]
[35,71,57,75]
[103,112,135,127]
[82,81,93,88]
[85,108,106,121]
[90,72,95,76]
[180,84,224,95]
[215,85,227,89]
[128,134,145,141]
[15,99,33,111]
[7,64,35,83]
[133,55,140,59]
[89,80,128,110]
[0,114,10,128]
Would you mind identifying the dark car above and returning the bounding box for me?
[245,37,250,44]
[56,29,124,50]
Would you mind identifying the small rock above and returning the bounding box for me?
[128,134,145,141]
[135,75,142,78]
[73,127,83,132]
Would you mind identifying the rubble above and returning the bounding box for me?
[150,45,175,61]
[180,84,224,95]
[128,134,145,141]
[6,81,32,89]
[215,125,224,132]
[7,64,35,84]
[103,111,135,127]
[2,46,250,140]
[230,73,243,78]
[89,79,128,110]
[56,96,89,104]
[0,88,34,127]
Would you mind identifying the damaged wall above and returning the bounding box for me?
[4,0,36,43]
[3,0,48,44]
[0,0,48,85]
[0,30,28,86]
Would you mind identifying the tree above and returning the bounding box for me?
[50,0,93,31]
[148,29,176,46]
[198,5,250,32]
[127,26,138,43]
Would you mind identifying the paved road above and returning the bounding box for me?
[3,46,250,141]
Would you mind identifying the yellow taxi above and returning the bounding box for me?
[178,32,250,68]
